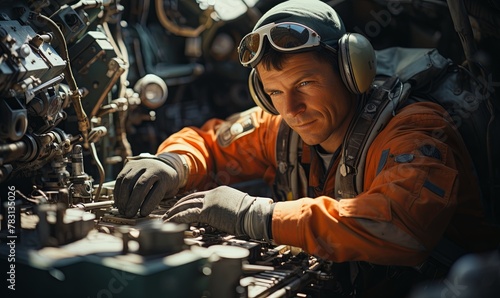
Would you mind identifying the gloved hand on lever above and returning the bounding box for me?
[113,153,188,218]
[164,185,274,241]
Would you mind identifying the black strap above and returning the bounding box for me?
[273,121,293,201]
[335,76,409,198]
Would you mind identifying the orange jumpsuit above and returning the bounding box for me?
[157,102,499,266]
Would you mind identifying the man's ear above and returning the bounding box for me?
[337,33,376,94]
[248,68,279,115]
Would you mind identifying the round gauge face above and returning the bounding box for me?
[142,83,167,109]
[211,33,235,60]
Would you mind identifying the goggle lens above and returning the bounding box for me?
[238,22,321,68]
[270,23,312,47]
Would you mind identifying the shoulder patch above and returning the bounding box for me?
[420,144,442,160]
[394,153,415,163]
[216,107,259,147]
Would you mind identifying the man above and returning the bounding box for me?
[114,0,499,295]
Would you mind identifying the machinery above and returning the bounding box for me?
[0,0,498,297]
[0,1,341,297]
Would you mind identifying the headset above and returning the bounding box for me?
[248,33,376,115]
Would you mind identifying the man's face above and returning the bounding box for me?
[256,52,357,153]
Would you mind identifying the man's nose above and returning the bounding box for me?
[283,93,305,117]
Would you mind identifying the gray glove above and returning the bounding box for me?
[114,153,186,218]
[164,185,274,241]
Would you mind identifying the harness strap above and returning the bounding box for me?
[273,121,293,201]
[335,76,411,198]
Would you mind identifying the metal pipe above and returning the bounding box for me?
[73,200,114,210]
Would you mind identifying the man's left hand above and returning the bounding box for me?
[164,186,273,240]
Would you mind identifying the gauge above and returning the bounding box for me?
[134,74,168,109]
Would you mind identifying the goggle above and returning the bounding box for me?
[238,22,330,68]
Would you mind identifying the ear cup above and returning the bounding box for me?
[248,68,279,115]
[338,33,376,94]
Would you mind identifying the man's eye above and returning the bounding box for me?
[269,90,281,96]
[299,81,310,87]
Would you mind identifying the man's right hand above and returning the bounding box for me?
[113,155,180,218]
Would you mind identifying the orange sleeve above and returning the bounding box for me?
[272,102,488,266]
[157,107,281,191]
